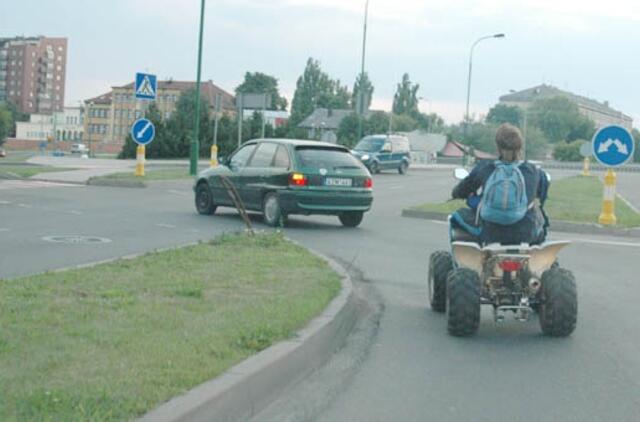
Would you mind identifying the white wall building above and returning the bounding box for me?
[16,106,84,142]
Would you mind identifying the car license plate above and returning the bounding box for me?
[324,177,352,187]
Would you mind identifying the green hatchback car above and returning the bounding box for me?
[194,139,374,227]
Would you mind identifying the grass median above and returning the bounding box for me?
[0,232,342,421]
[410,175,640,228]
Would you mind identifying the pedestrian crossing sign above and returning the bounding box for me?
[135,72,157,100]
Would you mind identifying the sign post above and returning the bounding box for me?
[591,125,635,226]
[133,72,157,177]
[131,118,156,177]
[579,142,592,176]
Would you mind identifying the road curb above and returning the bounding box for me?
[401,208,640,239]
[139,246,358,422]
[86,177,146,188]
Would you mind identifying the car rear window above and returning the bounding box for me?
[295,147,363,169]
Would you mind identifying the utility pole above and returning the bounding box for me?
[357,0,370,141]
[190,0,206,176]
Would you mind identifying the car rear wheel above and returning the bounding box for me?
[195,182,216,215]
[263,192,284,227]
[339,211,364,228]
[369,161,380,174]
[399,161,408,175]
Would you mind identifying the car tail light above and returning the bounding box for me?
[363,177,373,189]
[289,172,308,187]
[498,260,523,272]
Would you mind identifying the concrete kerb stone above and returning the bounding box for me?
[401,208,640,239]
[86,177,146,188]
[139,243,357,422]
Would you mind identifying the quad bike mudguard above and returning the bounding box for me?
[452,241,571,278]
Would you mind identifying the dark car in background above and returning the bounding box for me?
[194,139,373,227]
[351,134,411,174]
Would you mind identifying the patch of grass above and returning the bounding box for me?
[412,176,640,228]
[0,165,76,178]
[96,168,194,182]
[0,232,341,421]
[0,151,35,163]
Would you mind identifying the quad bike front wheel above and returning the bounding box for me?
[447,268,481,336]
[428,251,452,312]
[539,267,577,337]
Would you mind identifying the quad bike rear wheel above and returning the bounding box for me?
[447,268,481,336]
[428,251,452,312]
[539,267,577,337]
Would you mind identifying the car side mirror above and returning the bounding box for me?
[544,171,551,182]
[454,168,469,180]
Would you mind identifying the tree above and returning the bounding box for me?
[415,112,445,133]
[392,73,420,117]
[0,105,13,146]
[352,72,374,113]
[290,58,352,128]
[486,104,523,127]
[235,72,288,111]
[553,139,585,162]
[527,96,595,143]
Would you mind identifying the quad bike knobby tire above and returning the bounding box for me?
[447,268,481,336]
[539,267,577,337]
[428,251,452,312]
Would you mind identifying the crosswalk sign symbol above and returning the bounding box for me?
[135,73,157,100]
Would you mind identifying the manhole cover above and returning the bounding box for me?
[42,235,112,244]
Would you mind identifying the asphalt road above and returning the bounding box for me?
[1,169,640,421]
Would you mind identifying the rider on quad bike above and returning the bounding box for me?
[450,123,549,245]
[428,124,577,337]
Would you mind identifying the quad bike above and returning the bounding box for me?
[427,168,577,337]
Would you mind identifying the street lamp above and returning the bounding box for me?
[357,0,370,140]
[464,33,505,129]
[190,0,206,176]
[87,101,94,158]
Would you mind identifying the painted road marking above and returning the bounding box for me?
[0,228,10,232]
[155,223,176,229]
[17,203,32,208]
[168,190,188,196]
[0,200,11,205]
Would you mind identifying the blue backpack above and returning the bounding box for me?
[480,161,528,225]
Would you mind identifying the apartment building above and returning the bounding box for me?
[0,36,67,114]
[499,84,633,130]
[84,80,235,153]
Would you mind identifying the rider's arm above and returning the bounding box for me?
[451,162,489,199]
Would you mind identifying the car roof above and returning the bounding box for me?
[247,138,348,149]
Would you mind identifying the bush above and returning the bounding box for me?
[553,140,585,162]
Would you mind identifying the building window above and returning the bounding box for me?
[57,56,62,62]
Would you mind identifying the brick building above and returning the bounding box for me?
[0,36,67,114]
[83,80,235,154]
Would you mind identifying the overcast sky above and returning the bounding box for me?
[3,0,639,125]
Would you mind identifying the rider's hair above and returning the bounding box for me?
[495,124,523,162]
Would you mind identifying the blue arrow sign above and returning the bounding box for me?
[135,72,157,100]
[131,118,155,145]
[592,125,635,167]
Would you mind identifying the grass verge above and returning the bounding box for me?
[94,168,195,182]
[0,232,341,421]
[411,175,640,228]
[0,165,76,178]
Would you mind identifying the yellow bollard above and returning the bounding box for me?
[210,144,218,168]
[582,157,590,176]
[135,145,145,177]
[598,169,617,225]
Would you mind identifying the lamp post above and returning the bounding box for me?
[357,0,370,141]
[190,0,206,176]
[464,33,505,135]
[87,101,94,158]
